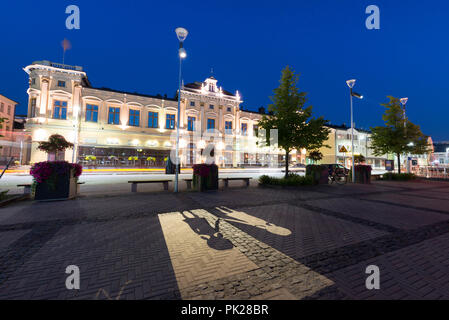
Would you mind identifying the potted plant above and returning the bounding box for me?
[192,163,219,191]
[31,135,82,201]
[37,134,73,161]
[85,155,97,169]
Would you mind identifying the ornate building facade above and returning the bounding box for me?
[23,60,280,167]
[0,93,18,162]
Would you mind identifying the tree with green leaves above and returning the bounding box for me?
[258,66,330,178]
[370,96,430,174]
[308,150,323,164]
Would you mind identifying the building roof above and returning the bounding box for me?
[182,81,236,98]
[87,87,178,102]
[327,124,372,134]
[433,142,449,153]
[0,93,19,105]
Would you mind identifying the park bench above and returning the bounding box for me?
[17,182,85,195]
[128,180,170,192]
[77,181,85,192]
[17,184,32,195]
[220,177,252,188]
[183,178,193,190]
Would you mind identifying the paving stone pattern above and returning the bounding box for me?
[0,180,449,299]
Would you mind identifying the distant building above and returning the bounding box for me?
[432,141,449,165]
[0,93,18,162]
[316,124,388,169]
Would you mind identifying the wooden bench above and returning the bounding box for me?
[128,180,170,192]
[17,182,86,195]
[220,177,252,188]
[77,182,85,192]
[17,184,31,195]
[184,178,193,190]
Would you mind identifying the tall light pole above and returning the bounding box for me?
[174,27,188,193]
[346,79,363,183]
[400,97,409,173]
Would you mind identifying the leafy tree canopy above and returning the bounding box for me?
[258,66,330,177]
[370,96,430,173]
[37,134,74,154]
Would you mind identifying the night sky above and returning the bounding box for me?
[1,0,448,141]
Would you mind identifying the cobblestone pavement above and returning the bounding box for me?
[0,180,449,299]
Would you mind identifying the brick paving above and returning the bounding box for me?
[0,180,449,299]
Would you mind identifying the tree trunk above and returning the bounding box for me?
[397,153,401,174]
[285,151,289,179]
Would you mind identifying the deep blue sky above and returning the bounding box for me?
[1,0,448,141]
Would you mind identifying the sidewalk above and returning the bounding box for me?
[0,180,449,299]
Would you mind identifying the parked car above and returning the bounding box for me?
[282,163,306,172]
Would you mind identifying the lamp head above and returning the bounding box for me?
[175,27,188,42]
[179,48,187,59]
[351,91,363,99]
[346,79,356,89]
[400,97,408,106]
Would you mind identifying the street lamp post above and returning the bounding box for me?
[174,27,188,193]
[400,97,409,173]
[346,79,363,183]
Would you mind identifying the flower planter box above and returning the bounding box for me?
[34,171,78,201]
[351,165,372,184]
[30,161,83,201]
[192,164,218,191]
[306,164,329,184]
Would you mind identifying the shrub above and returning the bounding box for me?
[259,174,315,186]
[382,172,416,181]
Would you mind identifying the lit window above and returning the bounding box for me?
[188,116,195,131]
[85,104,98,122]
[53,100,67,119]
[148,111,158,128]
[241,123,247,135]
[166,114,175,129]
[57,80,66,88]
[129,109,140,126]
[108,107,120,124]
[30,98,37,117]
[207,118,215,130]
[225,121,232,134]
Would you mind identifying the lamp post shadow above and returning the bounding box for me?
[180,211,233,251]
